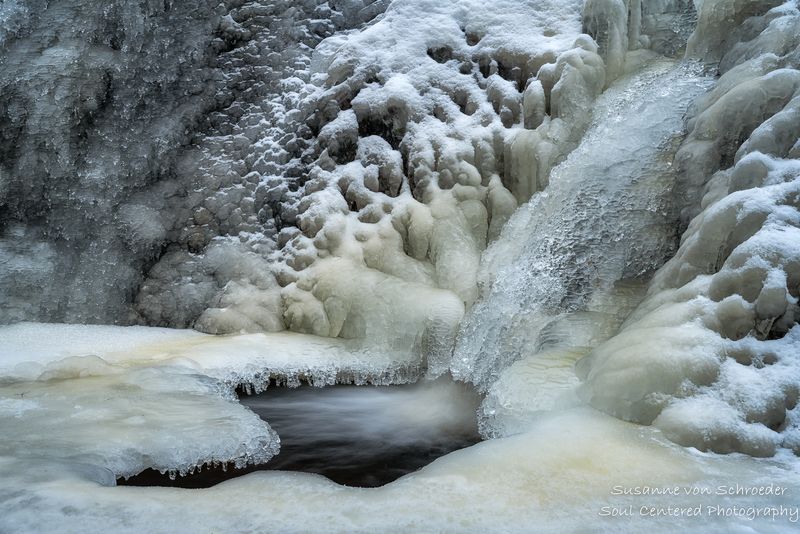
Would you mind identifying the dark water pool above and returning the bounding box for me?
[119,378,482,488]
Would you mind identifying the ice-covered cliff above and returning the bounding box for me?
[0,0,696,349]
[0,0,387,325]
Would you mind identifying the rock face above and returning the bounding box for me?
[0,0,227,323]
[0,0,384,325]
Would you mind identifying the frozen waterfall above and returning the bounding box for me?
[453,57,714,395]
[2,0,800,532]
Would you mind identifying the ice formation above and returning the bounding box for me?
[3,0,800,531]
[0,0,387,325]
[1,0,671,352]
[0,321,424,484]
[1,364,280,479]
[149,0,597,349]
[0,322,426,388]
[578,0,800,457]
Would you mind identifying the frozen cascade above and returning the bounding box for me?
[3,0,800,532]
[579,1,800,457]
[452,57,714,410]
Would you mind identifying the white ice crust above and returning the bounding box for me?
[0,321,424,483]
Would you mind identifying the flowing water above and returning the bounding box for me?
[120,377,481,488]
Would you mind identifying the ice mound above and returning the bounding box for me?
[579,1,800,456]
[198,0,598,345]
[579,153,800,456]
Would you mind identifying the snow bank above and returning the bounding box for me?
[248,0,595,350]
[2,408,799,533]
